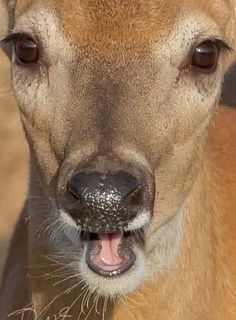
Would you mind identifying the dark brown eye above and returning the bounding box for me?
[15,38,39,64]
[192,41,219,72]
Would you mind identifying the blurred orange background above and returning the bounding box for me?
[0,49,28,280]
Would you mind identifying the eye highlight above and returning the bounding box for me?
[191,39,232,73]
[192,41,219,71]
[1,32,39,65]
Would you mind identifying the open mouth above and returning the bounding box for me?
[82,232,139,277]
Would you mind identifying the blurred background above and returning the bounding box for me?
[0,49,28,280]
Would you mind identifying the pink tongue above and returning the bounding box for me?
[98,233,124,266]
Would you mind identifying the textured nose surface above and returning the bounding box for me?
[68,171,139,203]
[67,171,140,231]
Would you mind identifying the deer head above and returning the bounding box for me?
[0,0,236,299]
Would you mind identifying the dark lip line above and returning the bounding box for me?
[80,230,132,241]
[86,247,136,278]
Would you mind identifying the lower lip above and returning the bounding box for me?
[86,247,136,277]
[84,232,137,278]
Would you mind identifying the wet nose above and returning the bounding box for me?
[67,171,140,230]
[68,170,139,204]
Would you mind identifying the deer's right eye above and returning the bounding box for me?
[15,38,39,65]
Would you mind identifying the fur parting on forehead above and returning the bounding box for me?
[36,0,232,47]
[48,0,179,49]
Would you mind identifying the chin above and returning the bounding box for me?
[79,237,147,297]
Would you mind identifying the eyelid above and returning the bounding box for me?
[0,32,36,46]
[199,37,233,54]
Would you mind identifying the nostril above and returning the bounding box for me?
[120,171,139,198]
[67,175,81,200]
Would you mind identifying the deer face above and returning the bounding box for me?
[1,0,235,297]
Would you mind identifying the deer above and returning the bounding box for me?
[0,0,236,319]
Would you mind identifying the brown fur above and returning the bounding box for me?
[0,0,236,319]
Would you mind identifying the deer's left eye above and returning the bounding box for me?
[192,41,219,72]
[15,38,39,65]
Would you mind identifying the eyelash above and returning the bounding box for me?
[204,37,232,54]
[1,32,35,45]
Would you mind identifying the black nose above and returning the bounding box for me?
[66,171,140,231]
[68,171,139,203]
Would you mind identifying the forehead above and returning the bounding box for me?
[14,0,231,47]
